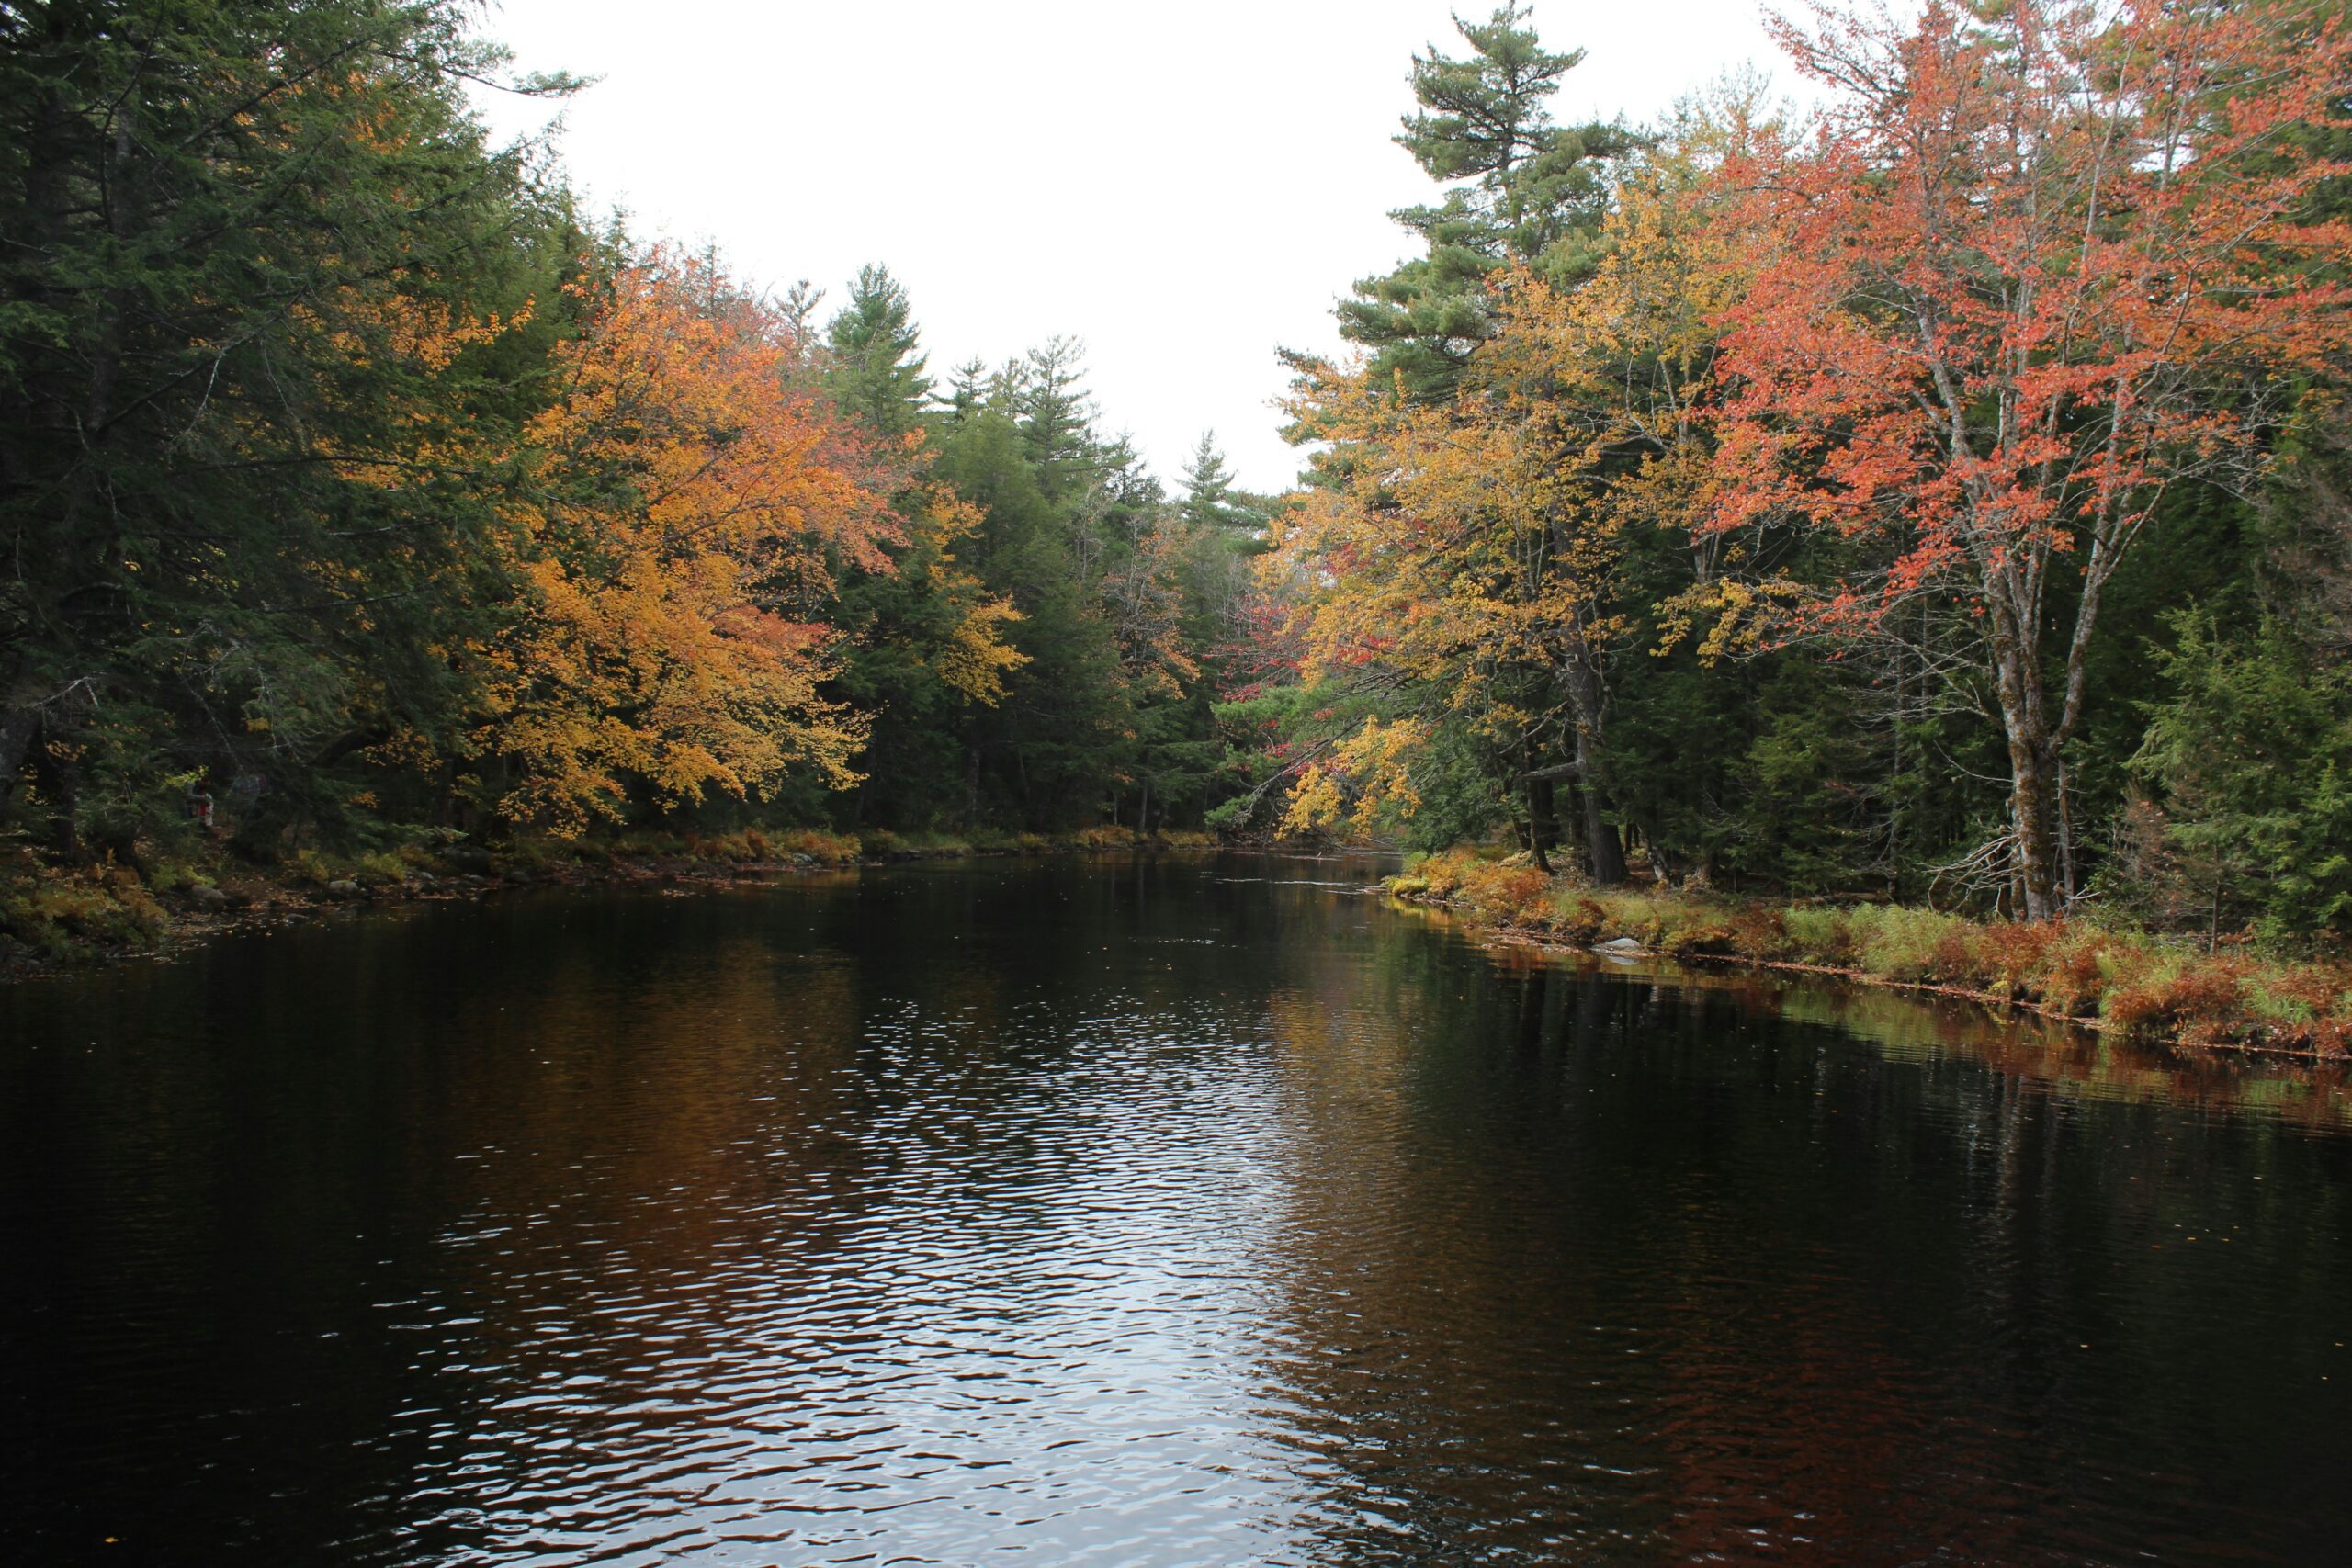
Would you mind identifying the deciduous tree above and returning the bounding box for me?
[1705,0,2352,918]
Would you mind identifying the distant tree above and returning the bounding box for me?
[1180,433,1248,533]
[1331,2,1629,400]
[825,265,931,437]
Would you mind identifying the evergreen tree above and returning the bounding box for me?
[945,357,991,422]
[1334,3,1627,399]
[825,265,931,436]
[1012,336,1096,477]
[0,0,572,850]
[1180,432,1247,533]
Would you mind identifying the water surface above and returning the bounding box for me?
[5,854,2351,1564]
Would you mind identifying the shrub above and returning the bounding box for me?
[1419,852,1470,897]
[2106,958,2247,1039]
[0,869,168,957]
[1662,921,1739,958]
[2040,925,2121,1015]
[1781,907,1852,964]
[1485,867,1552,924]
[353,851,407,884]
[1848,904,1973,982]
[1976,921,2061,999]
[1552,897,1608,942]
[772,828,859,864]
[1724,905,1788,960]
[2245,966,2335,1027]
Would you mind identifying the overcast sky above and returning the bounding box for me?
[472,1,1794,493]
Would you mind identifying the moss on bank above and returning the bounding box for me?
[1389,850,2352,1059]
[0,825,1221,976]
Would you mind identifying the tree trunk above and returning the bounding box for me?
[1559,651,1625,886]
[1581,782,1627,886]
[1523,744,1553,874]
[0,699,40,800]
[1527,801,1552,874]
[1989,611,2064,920]
[2007,747,2062,922]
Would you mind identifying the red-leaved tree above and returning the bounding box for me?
[1709,0,2352,918]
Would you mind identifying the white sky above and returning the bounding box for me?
[472,1,1794,493]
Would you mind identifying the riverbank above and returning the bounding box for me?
[1387,850,2352,1059]
[0,825,1218,978]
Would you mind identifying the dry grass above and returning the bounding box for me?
[1388,850,2352,1055]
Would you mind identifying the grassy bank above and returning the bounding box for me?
[0,825,1219,975]
[1388,850,2352,1059]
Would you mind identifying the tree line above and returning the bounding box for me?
[1231,0,2352,944]
[0,0,1270,868]
[10,0,2352,953]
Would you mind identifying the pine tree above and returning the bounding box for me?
[945,357,991,422]
[824,265,931,436]
[1012,337,1096,478]
[1180,433,1244,532]
[1334,3,1625,400]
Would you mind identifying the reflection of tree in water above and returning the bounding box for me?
[1247,924,2352,1565]
[10,860,2352,1566]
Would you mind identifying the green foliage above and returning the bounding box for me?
[1333,2,1629,400]
[2132,613,2352,941]
[0,0,575,852]
[826,265,932,437]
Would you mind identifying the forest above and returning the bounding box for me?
[6,0,2352,965]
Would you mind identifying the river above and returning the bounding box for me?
[4,852,2350,1564]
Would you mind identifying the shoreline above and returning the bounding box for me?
[0,831,1237,984]
[1382,853,2352,1063]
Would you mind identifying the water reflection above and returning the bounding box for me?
[3,855,2349,1565]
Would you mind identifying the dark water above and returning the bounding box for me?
[5,855,2352,1566]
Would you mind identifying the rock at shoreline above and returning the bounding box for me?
[326,879,363,900]
[187,884,229,911]
[1596,935,1645,955]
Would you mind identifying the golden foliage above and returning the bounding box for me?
[467,252,902,833]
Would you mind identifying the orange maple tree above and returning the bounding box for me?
[1706,0,2352,918]
[469,251,904,832]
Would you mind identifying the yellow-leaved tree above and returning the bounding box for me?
[467,252,904,833]
[1272,115,1752,874]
